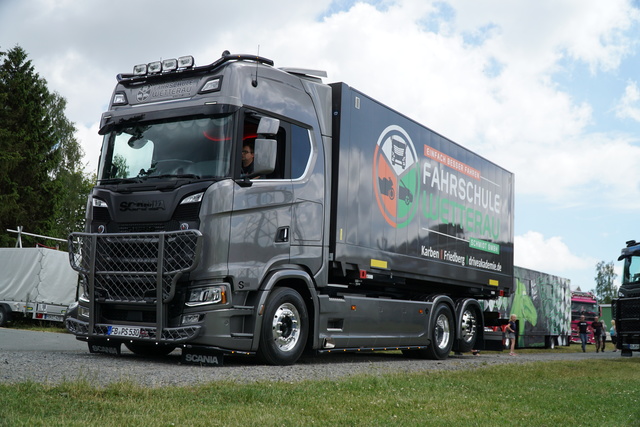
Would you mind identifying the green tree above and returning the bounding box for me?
[0,45,93,248]
[594,261,617,303]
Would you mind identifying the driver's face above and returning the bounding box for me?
[242,146,254,167]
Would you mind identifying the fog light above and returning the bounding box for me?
[79,306,90,318]
[182,314,202,325]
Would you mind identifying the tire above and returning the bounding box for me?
[457,307,478,353]
[0,305,9,327]
[257,287,308,366]
[124,342,176,357]
[425,303,454,360]
[545,336,556,349]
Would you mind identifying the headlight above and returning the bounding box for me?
[186,284,228,307]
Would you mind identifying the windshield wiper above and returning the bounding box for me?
[99,177,144,185]
[143,174,201,180]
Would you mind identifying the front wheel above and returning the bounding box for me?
[425,303,454,360]
[257,287,308,366]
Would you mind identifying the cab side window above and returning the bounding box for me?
[291,124,311,179]
[241,115,311,180]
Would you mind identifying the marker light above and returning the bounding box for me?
[92,198,109,208]
[112,92,128,105]
[180,192,204,204]
[148,61,162,74]
[178,55,194,68]
[163,58,178,72]
[133,64,147,75]
[200,77,222,93]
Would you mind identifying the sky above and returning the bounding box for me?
[2,0,639,293]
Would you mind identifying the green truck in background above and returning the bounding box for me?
[483,266,571,349]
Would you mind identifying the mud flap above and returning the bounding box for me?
[88,340,121,356]
[181,347,224,366]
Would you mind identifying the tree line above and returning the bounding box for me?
[0,45,93,248]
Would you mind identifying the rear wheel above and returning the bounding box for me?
[457,307,478,353]
[425,303,454,360]
[124,342,176,357]
[257,287,308,366]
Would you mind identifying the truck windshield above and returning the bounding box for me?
[570,301,598,321]
[97,115,234,182]
[623,256,640,284]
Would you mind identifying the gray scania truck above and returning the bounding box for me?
[65,51,514,365]
[614,240,640,356]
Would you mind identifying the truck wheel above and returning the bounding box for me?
[257,287,308,366]
[457,307,478,353]
[0,305,9,327]
[124,342,176,357]
[425,303,454,360]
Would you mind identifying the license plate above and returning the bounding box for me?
[43,314,63,322]
[630,344,640,350]
[107,325,141,337]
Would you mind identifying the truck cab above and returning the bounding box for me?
[614,240,640,356]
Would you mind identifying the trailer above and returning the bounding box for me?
[65,51,514,365]
[0,247,77,326]
[483,266,571,349]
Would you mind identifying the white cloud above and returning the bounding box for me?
[615,80,640,121]
[515,231,595,272]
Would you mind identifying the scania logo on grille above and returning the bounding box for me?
[137,85,151,102]
[120,200,166,211]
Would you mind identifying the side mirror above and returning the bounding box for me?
[252,138,277,176]
[257,117,280,136]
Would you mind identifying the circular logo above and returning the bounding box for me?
[137,85,151,102]
[373,125,420,228]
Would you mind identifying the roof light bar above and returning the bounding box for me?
[129,55,195,78]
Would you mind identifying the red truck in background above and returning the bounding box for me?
[570,291,600,344]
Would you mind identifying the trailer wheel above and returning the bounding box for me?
[545,336,556,349]
[457,307,478,353]
[124,342,176,357]
[425,303,454,360]
[0,305,9,327]
[257,287,308,366]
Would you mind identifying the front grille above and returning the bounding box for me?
[616,297,640,333]
[69,230,202,303]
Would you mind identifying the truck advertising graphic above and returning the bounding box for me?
[483,266,571,348]
[65,52,514,365]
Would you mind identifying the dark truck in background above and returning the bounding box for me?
[614,240,640,356]
[65,51,514,365]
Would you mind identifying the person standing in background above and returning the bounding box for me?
[578,315,589,353]
[610,320,617,352]
[592,316,605,353]
[506,314,517,356]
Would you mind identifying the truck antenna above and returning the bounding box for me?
[252,45,260,87]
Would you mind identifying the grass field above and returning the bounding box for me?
[0,353,637,426]
[1,321,636,426]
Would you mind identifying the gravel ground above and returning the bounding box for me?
[0,328,630,387]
